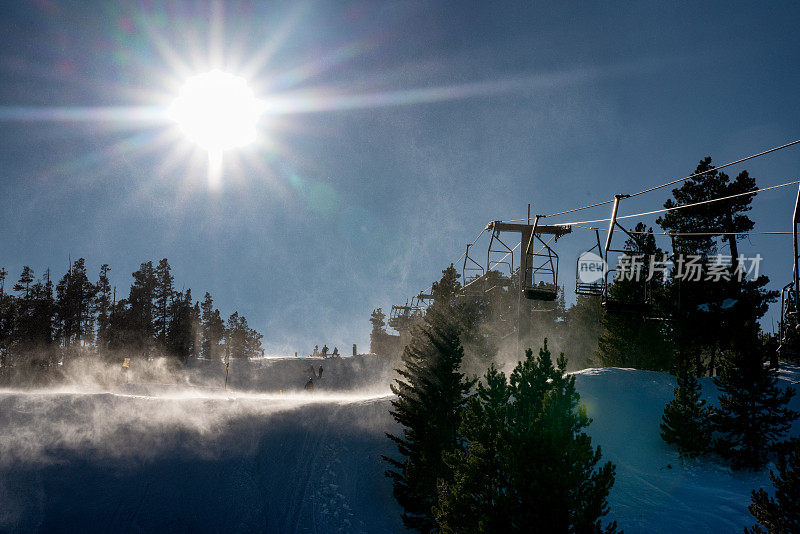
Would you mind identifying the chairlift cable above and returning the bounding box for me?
[571,223,792,237]
[622,230,791,237]
[627,138,800,199]
[552,179,800,227]
[497,138,800,224]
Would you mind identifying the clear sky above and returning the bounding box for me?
[1,1,799,355]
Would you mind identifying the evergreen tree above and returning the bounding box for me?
[127,261,157,354]
[0,268,13,374]
[436,340,618,533]
[658,157,776,375]
[56,258,95,350]
[660,354,713,457]
[223,312,263,359]
[191,301,202,359]
[94,264,112,350]
[714,343,798,470]
[12,267,36,348]
[384,266,474,532]
[13,266,34,297]
[166,289,195,362]
[153,258,174,345]
[225,311,243,359]
[200,292,225,359]
[242,317,264,359]
[747,439,800,533]
[435,365,509,532]
[31,272,55,347]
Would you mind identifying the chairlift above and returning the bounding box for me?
[521,216,564,301]
[459,243,489,297]
[485,218,571,302]
[778,184,800,360]
[575,229,605,297]
[462,243,485,287]
[413,292,434,311]
[388,301,421,332]
[600,195,658,316]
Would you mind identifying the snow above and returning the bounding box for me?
[573,364,800,533]
[0,357,797,532]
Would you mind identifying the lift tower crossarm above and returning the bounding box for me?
[485,221,572,237]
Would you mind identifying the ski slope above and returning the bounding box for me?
[0,356,797,532]
[575,365,800,533]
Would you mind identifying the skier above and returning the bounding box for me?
[313,345,319,357]
[332,347,339,357]
[318,366,323,379]
[321,344,328,357]
[305,377,314,391]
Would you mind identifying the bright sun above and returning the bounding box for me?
[168,70,263,153]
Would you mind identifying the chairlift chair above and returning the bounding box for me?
[575,229,605,297]
[459,243,489,297]
[778,184,800,359]
[388,302,421,332]
[599,195,662,317]
[520,216,564,301]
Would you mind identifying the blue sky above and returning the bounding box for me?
[1,1,799,354]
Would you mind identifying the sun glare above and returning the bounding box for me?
[168,70,263,153]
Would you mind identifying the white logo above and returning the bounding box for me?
[577,252,605,283]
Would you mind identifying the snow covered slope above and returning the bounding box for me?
[574,366,799,533]
[0,360,797,532]
[0,389,402,533]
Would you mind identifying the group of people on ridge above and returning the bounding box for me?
[311,344,339,358]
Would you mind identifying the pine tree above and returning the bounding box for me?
[166,289,195,362]
[658,157,777,375]
[153,258,174,345]
[191,300,202,359]
[660,354,713,457]
[243,317,263,358]
[31,272,55,347]
[0,268,13,375]
[200,292,225,359]
[52,260,95,355]
[436,340,618,533]
[12,267,36,348]
[225,312,243,359]
[94,264,112,351]
[127,261,157,354]
[747,439,800,533]
[13,266,34,297]
[435,365,510,532]
[714,343,798,470]
[383,266,474,532]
